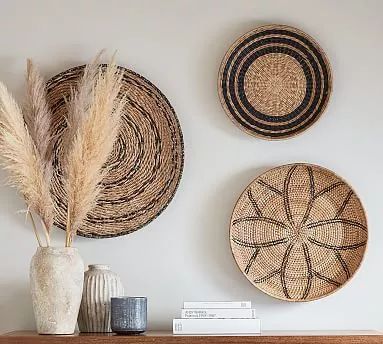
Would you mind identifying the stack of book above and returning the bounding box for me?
[173,301,261,335]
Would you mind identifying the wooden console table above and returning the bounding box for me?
[1,331,382,344]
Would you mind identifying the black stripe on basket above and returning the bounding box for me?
[220,28,331,138]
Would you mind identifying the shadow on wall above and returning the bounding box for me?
[0,56,30,100]
[194,20,270,137]
[148,166,299,330]
[195,166,294,306]
[0,169,33,235]
[0,282,35,331]
[0,51,100,96]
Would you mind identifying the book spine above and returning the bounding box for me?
[181,308,256,319]
[183,301,251,309]
[173,318,261,335]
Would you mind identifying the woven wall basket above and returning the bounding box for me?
[230,164,367,301]
[47,65,184,238]
[218,25,332,139]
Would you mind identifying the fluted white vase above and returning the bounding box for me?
[78,264,124,332]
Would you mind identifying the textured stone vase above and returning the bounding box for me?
[78,264,124,332]
[30,247,84,334]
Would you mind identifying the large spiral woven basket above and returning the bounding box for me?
[218,25,332,139]
[230,164,367,301]
[47,65,184,238]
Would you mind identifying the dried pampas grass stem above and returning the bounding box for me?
[28,210,43,247]
[0,82,53,246]
[64,53,125,246]
[24,59,55,233]
[0,51,125,248]
[25,59,54,165]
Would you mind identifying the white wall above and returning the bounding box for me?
[0,0,382,333]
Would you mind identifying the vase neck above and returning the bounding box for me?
[88,264,110,271]
[36,247,78,254]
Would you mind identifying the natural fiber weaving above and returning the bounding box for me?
[47,65,184,238]
[218,25,332,139]
[230,164,367,301]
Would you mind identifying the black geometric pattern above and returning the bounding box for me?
[230,164,367,301]
[219,25,332,139]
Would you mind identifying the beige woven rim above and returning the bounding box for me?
[218,24,333,140]
[47,65,184,238]
[230,163,367,301]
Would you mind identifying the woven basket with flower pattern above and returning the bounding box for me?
[230,164,367,301]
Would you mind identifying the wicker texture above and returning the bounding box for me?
[47,65,184,238]
[218,25,332,139]
[230,164,367,301]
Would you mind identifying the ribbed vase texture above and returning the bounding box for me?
[78,264,124,332]
[30,247,84,334]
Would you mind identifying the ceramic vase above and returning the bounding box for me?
[78,264,124,332]
[30,247,84,335]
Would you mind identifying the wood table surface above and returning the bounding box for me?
[1,331,382,344]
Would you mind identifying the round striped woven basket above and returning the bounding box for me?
[230,163,367,301]
[218,25,332,139]
[47,65,184,238]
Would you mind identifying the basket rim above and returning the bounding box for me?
[47,64,185,239]
[217,24,333,140]
[229,162,368,302]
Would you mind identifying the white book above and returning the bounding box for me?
[181,308,256,319]
[183,301,251,309]
[173,318,261,335]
